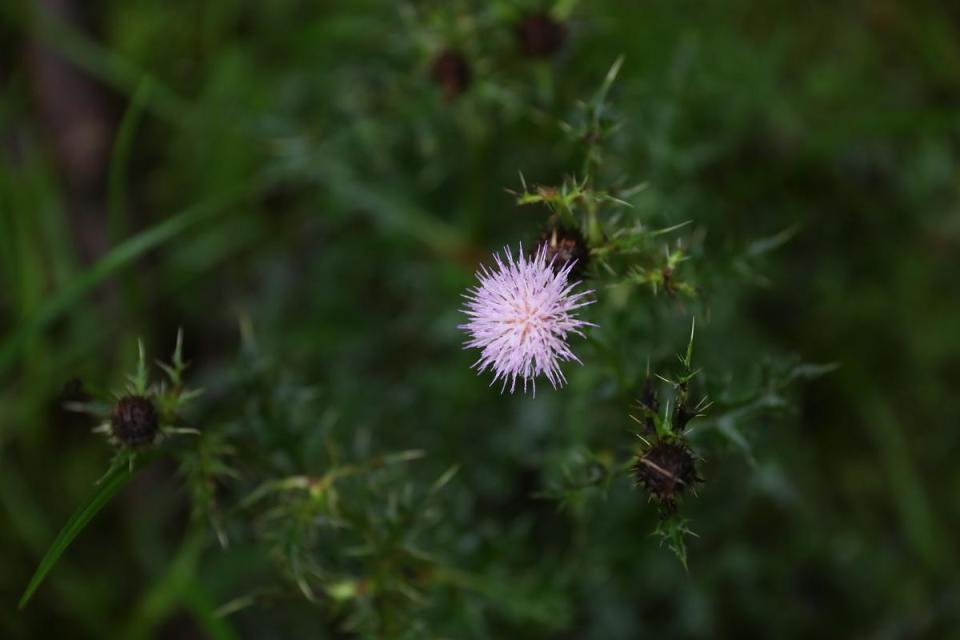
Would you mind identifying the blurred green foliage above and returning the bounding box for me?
[2,0,960,637]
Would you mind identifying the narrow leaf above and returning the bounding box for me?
[19,460,138,608]
[0,186,253,373]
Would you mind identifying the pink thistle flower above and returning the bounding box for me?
[459,244,596,396]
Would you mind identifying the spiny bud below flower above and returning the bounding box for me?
[539,226,589,279]
[516,12,567,58]
[633,440,701,511]
[110,395,159,447]
[430,49,472,101]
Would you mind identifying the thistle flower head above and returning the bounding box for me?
[110,395,159,447]
[459,244,595,395]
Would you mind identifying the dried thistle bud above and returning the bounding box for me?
[110,395,159,447]
[539,226,589,279]
[516,12,567,58]
[430,49,472,101]
[633,440,701,511]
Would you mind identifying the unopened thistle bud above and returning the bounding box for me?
[632,440,701,511]
[430,49,472,101]
[538,226,589,279]
[110,395,159,447]
[516,12,567,58]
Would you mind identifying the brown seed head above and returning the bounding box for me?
[633,440,701,511]
[110,395,159,447]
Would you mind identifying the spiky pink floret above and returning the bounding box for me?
[459,244,595,395]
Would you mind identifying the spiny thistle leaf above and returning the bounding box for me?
[653,514,697,571]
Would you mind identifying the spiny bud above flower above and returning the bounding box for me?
[110,395,159,447]
[460,244,595,396]
[632,440,701,511]
[538,226,589,279]
[430,48,472,101]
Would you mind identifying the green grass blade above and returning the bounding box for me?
[108,81,151,245]
[0,186,251,373]
[18,460,136,609]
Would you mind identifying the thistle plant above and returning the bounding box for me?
[452,57,819,571]
[6,2,855,637]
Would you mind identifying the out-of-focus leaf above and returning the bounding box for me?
[19,458,141,609]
